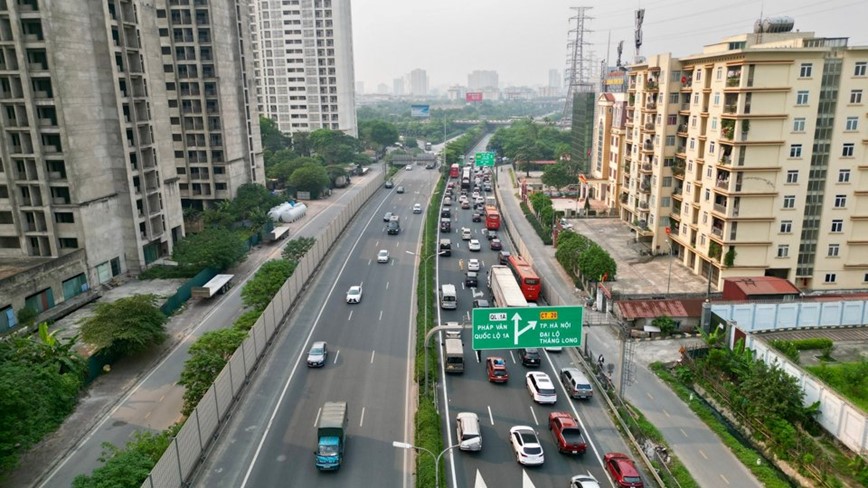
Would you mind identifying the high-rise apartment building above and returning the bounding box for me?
[588,93,627,208]
[409,68,428,97]
[0,0,263,326]
[393,77,404,97]
[468,70,499,91]
[548,69,561,89]
[618,29,868,291]
[250,0,357,136]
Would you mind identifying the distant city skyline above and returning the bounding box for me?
[351,0,866,89]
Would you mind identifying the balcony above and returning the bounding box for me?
[643,123,655,132]
[644,101,657,110]
[672,164,685,178]
[723,104,738,114]
[642,141,654,151]
[711,226,723,238]
[681,77,693,90]
[715,178,730,190]
[638,201,649,211]
[639,163,652,173]
[677,124,688,134]
[719,153,732,166]
[645,79,659,92]
[639,183,650,194]
[726,75,741,87]
[713,203,727,214]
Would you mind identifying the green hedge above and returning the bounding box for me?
[519,202,552,245]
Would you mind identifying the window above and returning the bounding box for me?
[704,189,710,201]
[716,67,723,80]
[691,116,697,128]
[831,219,843,232]
[59,238,78,249]
[713,93,720,105]
[824,273,837,284]
[828,244,840,257]
[780,220,792,233]
[783,195,795,208]
[709,142,715,154]
[667,114,677,125]
[799,63,812,77]
[796,91,809,105]
[662,176,672,187]
[786,170,798,183]
[864,273,868,283]
[842,143,854,157]
[856,62,867,77]
[777,245,789,257]
[706,167,712,177]
[661,197,671,207]
[845,117,858,131]
[793,118,806,132]
[696,69,702,80]
[789,144,802,158]
[839,169,851,183]
[689,138,695,150]
[851,90,863,104]
[665,135,675,146]
[693,93,699,105]
[711,118,718,129]
[834,194,847,208]
[54,212,75,223]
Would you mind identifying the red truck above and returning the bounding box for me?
[548,412,587,455]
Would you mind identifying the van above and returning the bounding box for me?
[387,215,400,235]
[560,367,594,400]
[456,412,482,451]
[440,283,457,309]
[439,239,452,256]
[444,338,464,373]
[440,218,451,232]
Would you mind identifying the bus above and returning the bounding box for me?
[450,164,460,178]
[444,338,464,373]
[488,265,528,308]
[507,255,541,302]
[460,166,472,189]
[484,205,501,230]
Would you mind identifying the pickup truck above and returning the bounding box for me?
[548,411,587,455]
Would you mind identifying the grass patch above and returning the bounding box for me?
[412,174,446,486]
[137,265,197,280]
[805,360,868,412]
[650,363,793,488]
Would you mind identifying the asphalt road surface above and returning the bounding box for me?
[193,165,441,487]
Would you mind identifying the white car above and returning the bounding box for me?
[405,164,413,170]
[377,249,389,263]
[467,258,481,272]
[413,203,422,214]
[570,473,602,488]
[468,239,481,252]
[461,227,472,240]
[346,285,363,304]
[526,371,557,404]
[509,426,545,466]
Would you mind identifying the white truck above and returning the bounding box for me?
[191,274,234,299]
[488,265,528,308]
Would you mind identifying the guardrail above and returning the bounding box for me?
[140,176,383,488]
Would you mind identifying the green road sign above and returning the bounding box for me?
[471,305,584,350]
[474,151,495,167]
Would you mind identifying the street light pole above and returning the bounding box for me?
[393,441,459,488]
[666,239,673,295]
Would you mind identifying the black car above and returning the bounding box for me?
[490,238,503,251]
[465,271,479,287]
[472,212,482,222]
[519,348,541,367]
[473,298,490,308]
[396,186,405,194]
[486,230,497,240]
[441,209,452,219]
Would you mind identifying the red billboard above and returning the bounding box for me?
[465,92,483,102]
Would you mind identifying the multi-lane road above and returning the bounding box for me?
[434,139,634,488]
[194,163,440,487]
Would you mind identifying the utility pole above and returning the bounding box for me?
[562,6,594,124]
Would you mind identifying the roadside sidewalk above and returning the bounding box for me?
[3,184,357,488]
[495,165,761,488]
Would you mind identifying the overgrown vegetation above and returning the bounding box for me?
[769,338,834,364]
[0,327,86,476]
[488,119,573,170]
[171,228,249,274]
[806,360,868,412]
[554,228,617,287]
[519,201,553,245]
[666,335,868,487]
[178,237,315,416]
[79,294,168,357]
[442,126,484,166]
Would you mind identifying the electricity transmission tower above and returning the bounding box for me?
[563,6,594,123]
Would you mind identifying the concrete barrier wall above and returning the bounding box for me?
[140,176,382,488]
[713,300,868,332]
[744,335,868,456]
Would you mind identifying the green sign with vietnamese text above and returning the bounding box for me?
[471,305,584,350]
[474,152,495,167]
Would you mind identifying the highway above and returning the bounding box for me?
[436,138,634,488]
[36,171,382,488]
[193,163,440,487]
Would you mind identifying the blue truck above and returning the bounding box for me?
[315,401,348,470]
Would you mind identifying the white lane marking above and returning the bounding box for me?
[699,449,708,460]
[720,474,730,485]
[646,391,655,400]
[386,281,390,289]
[368,258,372,266]
[474,469,489,488]
[379,310,383,321]
[680,428,688,437]
[487,406,494,425]
[314,407,322,427]
[509,351,516,363]
[239,186,396,488]
[522,469,537,488]
[360,407,366,427]
[662,408,671,418]
[529,406,539,425]
[370,350,376,364]
[333,350,340,364]
[348,311,353,321]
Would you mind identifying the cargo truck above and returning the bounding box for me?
[315,401,348,470]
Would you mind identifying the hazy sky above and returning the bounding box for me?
[350,0,867,91]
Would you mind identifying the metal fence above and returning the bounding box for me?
[159,267,220,316]
[140,178,381,488]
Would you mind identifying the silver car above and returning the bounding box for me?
[346,284,363,304]
[307,341,328,368]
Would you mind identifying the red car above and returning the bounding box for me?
[486,357,509,383]
[548,412,587,455]
[604,452,644,488]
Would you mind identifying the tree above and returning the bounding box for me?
[178,327,247,415]
[358,120,398,152]
[289,164,330,199]
[230,183,282,223]
[79,295,167,356]
[259,117,291,153]
[652,316,677,336]
[325,164,349,186]
[403,136,418,149]
[283,237,316,262]
[541,162,574,191]
[172,228,248,272]
[576,245,617,283]
[72,425,180,488]
[241,259,296,311]
[308,129,359,164]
